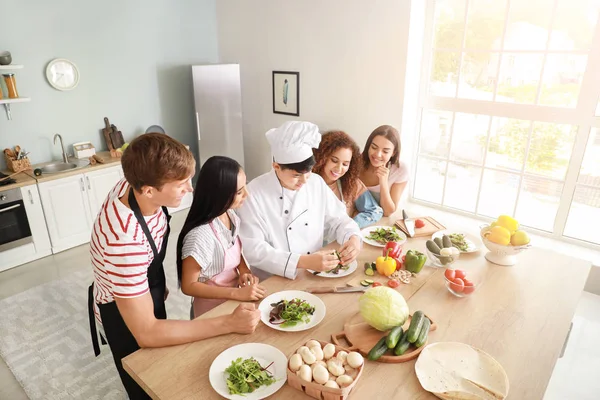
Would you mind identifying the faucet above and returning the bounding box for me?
[53,133,69,163]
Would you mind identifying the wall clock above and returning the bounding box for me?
[46,58,80,91]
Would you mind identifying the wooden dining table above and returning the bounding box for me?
[123,217,591,399]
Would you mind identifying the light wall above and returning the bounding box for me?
[0,0,218,170]
[216,0,413,179]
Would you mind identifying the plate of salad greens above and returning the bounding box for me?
[209,343,287,399]
[361,225,407,247]
[432,230,480,253]
[258,290,326,332]
[307,250,358,278]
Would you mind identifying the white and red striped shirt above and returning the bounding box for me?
[91,179,168,321]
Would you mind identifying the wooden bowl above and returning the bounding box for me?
[286,340,364,400]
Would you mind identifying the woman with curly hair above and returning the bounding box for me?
[313,131,383,228]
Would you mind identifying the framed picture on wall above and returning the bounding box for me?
[272,71,299,116]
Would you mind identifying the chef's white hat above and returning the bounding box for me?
[265,121,321,164]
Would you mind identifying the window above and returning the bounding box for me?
[414,0,600,245]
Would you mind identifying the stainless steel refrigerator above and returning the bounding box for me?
[191,64,245,167]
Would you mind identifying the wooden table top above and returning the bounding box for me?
[123,218,591,399]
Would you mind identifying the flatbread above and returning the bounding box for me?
[415,342,509,400]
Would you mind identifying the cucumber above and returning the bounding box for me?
[367,336,388,361]
[414,317,431,348]
[442,235,452,249]
[364,279,374,284]
[364,268,374,276]
[386,326,403,349]
[406,311,425,343]
[393,331,411,355]
[433,237,443,248]
[360,280,371,287]
[426,240,441,255]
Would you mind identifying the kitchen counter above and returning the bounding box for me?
[0,170,38,193]
[27,151,122,183]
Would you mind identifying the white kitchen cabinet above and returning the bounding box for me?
[38,165,123,254]
[85,165,123,219]
[38,174,94,253]
[0,184,52,272]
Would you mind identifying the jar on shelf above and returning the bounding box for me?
[3,73,19,98]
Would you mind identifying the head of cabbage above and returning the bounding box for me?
[359,286,409,331]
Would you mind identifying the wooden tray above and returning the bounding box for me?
[395,216,445,238]
[287,340,364,400]
[331,312,437,363]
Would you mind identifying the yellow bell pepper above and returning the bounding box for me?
[496,215,519,234]
[486,226,511,246]
[375,250,397,277]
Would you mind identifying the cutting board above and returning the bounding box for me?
[102,117,115,152]
[395,216,445,238]
[110,124,125,149]
[331,312,437,363]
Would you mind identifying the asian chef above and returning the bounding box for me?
[238,121,362,280]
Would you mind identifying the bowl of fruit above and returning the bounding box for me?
[480,215,531,266]
[425,235,460,268]
[443,268,478,298]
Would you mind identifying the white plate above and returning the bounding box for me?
[307,260,358,278]
[258,290,326,332]
[209,343,287,400]
[432,230,480,253]
[360,225,407,247]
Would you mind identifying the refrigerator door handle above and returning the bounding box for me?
[195,112,201,141]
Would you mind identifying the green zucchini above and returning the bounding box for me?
[386,326,403,349]
[407,311,425,343]
[433,237,443,249]
[426,240,441,255]
[360,280,370,287]
[367,336,388,361]
[414,317,431,348]
[364,279,374,284]
[442,235,452,249]
[393,331,411,356]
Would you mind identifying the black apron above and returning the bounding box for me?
[87,188,171,400]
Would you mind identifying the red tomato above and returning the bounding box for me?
[463,279,475,294]
[449,278,465,293]
[454,269,467,280]
[372,282,382,287]
[444,269,456,280]
[387,279,400,288]
[415,219,425,228]
[402,255,406,263]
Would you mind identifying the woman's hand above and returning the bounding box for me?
[235,284,267,301]
[376,165,390,188]
[238,273,259,287]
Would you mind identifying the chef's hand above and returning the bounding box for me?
[228,303,261,334]
[339,236,361,265]
[164,286,170,301]
[235,283,267,301]
[299,250,340,272]
[238,273,260,287]
[376,165,390,188]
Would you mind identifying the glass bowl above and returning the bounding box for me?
[443,268,479,298]
[424,246,460,268]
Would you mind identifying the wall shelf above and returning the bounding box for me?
[0,97,31,104]
[0,65,24,70]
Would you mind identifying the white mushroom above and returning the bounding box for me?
[311,360,327,372]
[297,364,312,382]
[346,352,364,369]
[336,374,354,388]
[298,346,316,364]
[327,359,345,377]
[324,380,340,389]
[305,340,321,349]
[312,364,329,385]
[344,366,358,379]
[336,350,349,364]
[310,345,324,361]
[323,343,336,360]
[288,353,303,372]
[297,345,309,355]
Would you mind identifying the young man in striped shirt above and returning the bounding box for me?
[87,133,260,399]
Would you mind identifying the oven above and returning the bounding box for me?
[0,188,32,252]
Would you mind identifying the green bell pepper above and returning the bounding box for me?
[404,250,426,274]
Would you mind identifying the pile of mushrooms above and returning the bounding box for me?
[288,340,364,389]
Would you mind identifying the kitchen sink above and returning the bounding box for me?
[41,160,89,174]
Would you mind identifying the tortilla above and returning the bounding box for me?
[415,342,509,400]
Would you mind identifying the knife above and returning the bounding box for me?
[402,209,415,238]
[307,286,367,294]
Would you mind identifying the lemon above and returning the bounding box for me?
[510,230,530,246]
